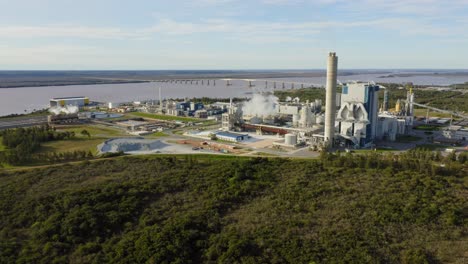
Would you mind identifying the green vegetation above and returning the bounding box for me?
[0,124,128,167]
[450,82,468,89]
[146,131,168,137]
[38,138,105,155]
[353,147,395,153]
[0,137,5,151]
[413,108,453,118]
[0,109,49,119]
[0,152,466,263]
[378,84,468,113]
[59,125,126,138]
[275,85,468,114]
[414,144,449,151]
[252,151,278,156]
[0,125,80,165]
[130,112,202,122]
[275,88,325,102]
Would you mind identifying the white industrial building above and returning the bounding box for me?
[335,82,380,147]
[50,96,89,107]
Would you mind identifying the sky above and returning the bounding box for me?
[0,0,467,70]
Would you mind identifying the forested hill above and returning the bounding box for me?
[0,153,467,263]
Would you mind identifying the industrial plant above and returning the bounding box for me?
[34,52,466,155]
[217,52,419,150]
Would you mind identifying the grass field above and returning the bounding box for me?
[42,125,129,155]
[38,138,106,155]
[129,112,203,122]
[414,108,453,118]
[57,125,127,138]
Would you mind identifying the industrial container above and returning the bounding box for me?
[285,133,297,146]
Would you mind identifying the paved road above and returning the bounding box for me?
[0,116,48,130]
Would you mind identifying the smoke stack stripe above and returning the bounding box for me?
[324,52,338,147]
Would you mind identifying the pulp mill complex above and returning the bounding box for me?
[35,52,467,154]
[220,52,423,149]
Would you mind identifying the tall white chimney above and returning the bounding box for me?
[324,52,338,147]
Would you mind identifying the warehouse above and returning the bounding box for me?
[215,131,248,142]
[50,96,89,107]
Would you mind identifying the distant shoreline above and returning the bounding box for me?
[2,70,468,89]
[0,80,149,89]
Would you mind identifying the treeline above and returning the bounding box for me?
[320,148,468,176]
[0,153,466,263]
[274,85,468,113]
[0,125,78,165]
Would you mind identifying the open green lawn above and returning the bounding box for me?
[36,124,128,156]
[129,112,204,122]
[38,138,106,155]
[57,125,127,138]
[414,108,453,118]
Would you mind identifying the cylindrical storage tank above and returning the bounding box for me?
[285,133,297,146]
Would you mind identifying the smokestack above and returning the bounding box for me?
[159,87,162,110]
[324,52,338,147]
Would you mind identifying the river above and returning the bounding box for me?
[1,72,467,116]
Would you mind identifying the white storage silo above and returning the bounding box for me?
[285,133,297,146]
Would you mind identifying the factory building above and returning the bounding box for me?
[50,97,89,108]
[336,82,380,147]
[215,131,248,142]
[166,101,204,117]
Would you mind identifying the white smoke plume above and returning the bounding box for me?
[49,105,79,115]
[242,93,278,117]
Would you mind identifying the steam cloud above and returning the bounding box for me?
[242,93,278,117]
[49,105,79,115]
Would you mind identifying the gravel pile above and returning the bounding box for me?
[98,137,168,154]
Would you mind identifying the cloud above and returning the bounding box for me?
[0,25,138,39]
[0,15,464,43]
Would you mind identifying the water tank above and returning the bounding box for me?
[285,133,297,146]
